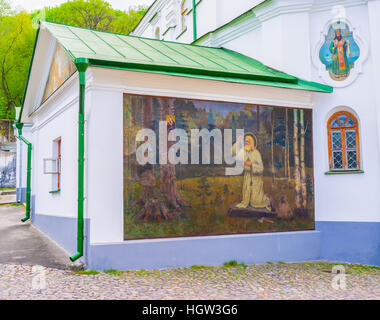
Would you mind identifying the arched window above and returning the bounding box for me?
[181,0,189,32]
[327,111,360,170]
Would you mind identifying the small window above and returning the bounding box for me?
[44,138,61,193]
[180,0,189,32]
[55,138,61,190]
[327,111,360,171]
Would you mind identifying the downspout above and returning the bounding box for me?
[70,58,89,262]
[192,0,197,41]
[15,122,32,222]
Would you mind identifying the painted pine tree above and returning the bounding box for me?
[293,109,302,215]
[159,98,187,209]
[299,110,308,216]
[271,109,275,183]
[285,109,290,180]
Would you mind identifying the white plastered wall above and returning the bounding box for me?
[310,3,380,223]
[29,74,81,219]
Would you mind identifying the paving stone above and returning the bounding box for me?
[0,262,378,300]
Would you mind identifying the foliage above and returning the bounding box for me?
[0,0,147,129]
[304,262,380,275]
[196,176,212,205]
[32,0,147,35]
[103,269,125,276]
[223,260,247,268]
[0,7,34,131]
[75,270,100,275]
[0,0,10,17]
[189,265,209,270]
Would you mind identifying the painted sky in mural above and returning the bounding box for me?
[319,21,360,81]
[124,95,315,240]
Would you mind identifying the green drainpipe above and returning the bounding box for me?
[192,0,197,41]
[70,58,89,262]
[15,122,32,222]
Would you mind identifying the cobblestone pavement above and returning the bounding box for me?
[0,262,378,300]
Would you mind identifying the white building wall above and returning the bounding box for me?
[310,2,380,223]
[215,0,265,28]
[368,0,380,156]
[86,86,124,244]
[133,0,266,43]
[29,76,79,218]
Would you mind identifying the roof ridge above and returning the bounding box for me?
[41,20,220,50]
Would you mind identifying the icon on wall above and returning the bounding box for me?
[319,21,360,82]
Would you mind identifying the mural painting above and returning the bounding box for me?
[0,125,16,189]
[319,21,360,81]
[0,150,16,188]
[42,43,76,103]
[124,94,314,240]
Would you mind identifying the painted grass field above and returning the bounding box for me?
[124,175,314,240]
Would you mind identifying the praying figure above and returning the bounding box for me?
[232,133,271,210]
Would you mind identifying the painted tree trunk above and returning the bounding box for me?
[285,109,289,179]
[271,110,275,183]
[257,105,260,132]
[300,110,308,213]
[129,96,140,182]
[159,98,187,209]
[293,109,302,214]
[284,146,287,178]
[135,97,186,221]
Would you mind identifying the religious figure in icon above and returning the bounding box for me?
[329,28,351,80]
[232,133,271,210]
[319,22,360,82]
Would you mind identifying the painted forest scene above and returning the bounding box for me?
[123,94,315,240]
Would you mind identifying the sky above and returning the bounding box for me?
[11,0,154,12]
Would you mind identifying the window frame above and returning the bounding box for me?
[327,111,360,171]
[46,137,62,193]
[180,0,189,33]
[57,138,61,190]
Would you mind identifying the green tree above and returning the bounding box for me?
[196,177,212,206]
[0,0,10,18]
[0,0,146,139]
[223,184,229,195]
[0,9,34,138]
[112,6,147,35]
[34,0,147,35]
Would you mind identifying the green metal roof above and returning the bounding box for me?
[41,21,332,93]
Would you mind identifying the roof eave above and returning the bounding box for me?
[89,62,333,94]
